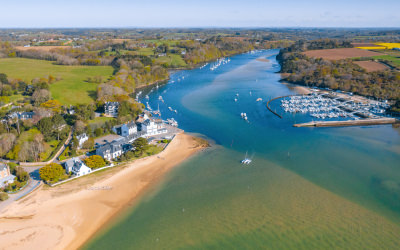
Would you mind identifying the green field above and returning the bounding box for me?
[372,55,400,68]
[0,58,113,105]
[155,54,187,67]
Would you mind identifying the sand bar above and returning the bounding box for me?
[0,133,206,250]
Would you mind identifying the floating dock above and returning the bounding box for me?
[293,118,398,128]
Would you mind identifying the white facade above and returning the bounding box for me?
[64,158,92,177]
[141,119,167,137]
[77,133,89,149]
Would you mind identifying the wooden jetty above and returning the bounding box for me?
[293,118,398,128]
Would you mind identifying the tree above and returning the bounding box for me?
[40,100,62,112]
[0,133,16,157]
[83,155,106,169]
[37,117,53,140]
[133,137,149,155]
[74,120,86,134]
[39,163,66,183]
[82,138,94,150]
[32,89,50,106]
[15,167,29,182]
[0,73,8,84]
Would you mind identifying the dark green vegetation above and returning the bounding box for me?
[277,39,400,112]
[2,164,29,193]
[119,137,162,162]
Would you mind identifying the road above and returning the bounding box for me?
[0,166,42,213]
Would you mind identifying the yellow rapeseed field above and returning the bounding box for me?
[356,43,400,50]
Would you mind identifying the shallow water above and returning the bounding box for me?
[85,50,400,249]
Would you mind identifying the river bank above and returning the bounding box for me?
[0,133,207,250]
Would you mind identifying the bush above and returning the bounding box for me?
[84,155,106,169]
[0,192,9,201]
[39,163,66,183]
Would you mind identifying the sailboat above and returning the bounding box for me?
[241,152,252,165]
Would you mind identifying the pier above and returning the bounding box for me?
[266,95,293,118]
[293,118,398,128]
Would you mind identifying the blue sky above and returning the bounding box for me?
[1,0,400,28]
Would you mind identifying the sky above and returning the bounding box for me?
[1,0,400,28]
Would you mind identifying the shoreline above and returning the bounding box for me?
[0,133,207,250]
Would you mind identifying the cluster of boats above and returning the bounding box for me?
[280,92,391,120]
[281,95,352,119]
[240,112,248,121]
[210,58,230,71]
[168,106,178,114]
[166,118,178,127]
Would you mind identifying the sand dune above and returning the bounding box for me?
[0,133,206,250]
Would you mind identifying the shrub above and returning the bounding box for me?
[84,155,106,169]
[0,192,9,201]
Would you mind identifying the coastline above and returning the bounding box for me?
[0,133,207,250]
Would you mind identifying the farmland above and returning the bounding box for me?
[15,46,71,51]
[354,61,389,72]
[303,48,383,60]
[0,58,113,105]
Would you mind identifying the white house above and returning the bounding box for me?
[64,158,91,177]
[76,133,89,149]
[112,121,137,137]
[104,102,119,117]
[0,164,15,188]
[140,118,167,137]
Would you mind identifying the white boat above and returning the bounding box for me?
[241,152,252,165]
[256,98,262,102]
[145,95,149,99]
[234,98,238,102]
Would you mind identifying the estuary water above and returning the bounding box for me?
[86,50,400,249]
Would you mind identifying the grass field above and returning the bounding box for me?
[372,55,400,68]
[0,58,113,105]
[88,117,115,125]
[155,54,187,67]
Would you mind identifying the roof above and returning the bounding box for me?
[0,163,8,172]
[64,157,88,173]
[76,133,88,140]
[96,139,125,155]
[94,134,124,147]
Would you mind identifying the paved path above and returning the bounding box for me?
[0,166,42,213]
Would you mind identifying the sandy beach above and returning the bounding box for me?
[280,81,311,95]
[0,133,206,250]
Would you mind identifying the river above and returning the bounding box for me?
[85,50,400,249]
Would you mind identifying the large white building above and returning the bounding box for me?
[112,121,137,137]
[140,118,167,137]
[64,158,92,177]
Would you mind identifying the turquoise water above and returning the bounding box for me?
[85,50,400,249]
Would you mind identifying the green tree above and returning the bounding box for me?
[0,73,8,84]
[39,163,66,183]
[37,117,53,140]
[83,155,106,169]
[133,137,149,155]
